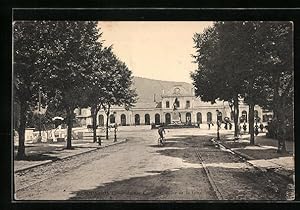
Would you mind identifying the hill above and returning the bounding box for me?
[132,76,193,103]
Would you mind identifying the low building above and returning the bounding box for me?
[75,77,270,127]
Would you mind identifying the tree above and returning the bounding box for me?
[98,49,137,140]
[254,22,293,152]
[31,21,101,149]
[191,22,245,139]
[191,21,293,148]
[82,45,115,143]
[13,21,50,159]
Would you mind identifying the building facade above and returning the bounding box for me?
[75,84,267,127]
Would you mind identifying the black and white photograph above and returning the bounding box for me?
[12,11,295,201]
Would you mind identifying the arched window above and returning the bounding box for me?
[197,112,202,124]
[242,110,247,123]
[98,114,104,126]
[207,112,212,123]
[166,101,170,108]
[254,110,259,118]
[135,114,140,125]
[165,113,171,125]
[254,110,260,122]
[145,114,150,125]
[186,112,191,125]
[121,114,126,126]
[155,114,160,125]
[217,111,222,122]
[110,114,115,124]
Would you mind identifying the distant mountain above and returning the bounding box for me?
[132,76,193,103]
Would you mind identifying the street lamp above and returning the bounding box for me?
[113,111,117,142]
[38,86,42,142]
[216,109,221,140]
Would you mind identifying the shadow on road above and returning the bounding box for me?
[14,153,61,161]
[68,167,217,200]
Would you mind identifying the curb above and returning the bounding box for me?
[210,138,294,183]
[15,139,127,174]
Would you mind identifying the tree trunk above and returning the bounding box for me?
[66,107,73,149]
[16,101,27,160]
[272,74,287,153]
[249,102,255,145]
[233,95,240,139]
[277,110,287,153]
[106,105,110,140]
[91,105,97,143]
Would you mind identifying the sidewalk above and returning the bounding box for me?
[14,138,127,173]
[212,132,295,182]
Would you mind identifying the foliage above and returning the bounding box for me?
[191,21,294,148]
[13,21,102,152]
[14,21,52,158]
[14,21,137,152]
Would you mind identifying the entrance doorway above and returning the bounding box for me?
[165,113,171,125]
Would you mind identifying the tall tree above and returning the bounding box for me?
[33,21,101,149]
[191,22,245,139]
[82,46,116,142]
[255,22,293,152]
[99,50,137,140]
[13,21,50,159]
[191,21,293,148]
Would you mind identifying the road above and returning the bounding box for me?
[14,128,291,200]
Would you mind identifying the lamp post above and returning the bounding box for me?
[113,111,117,142]
[38,86,42,142]
[216,109,220,140]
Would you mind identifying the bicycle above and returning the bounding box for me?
[157,136,165,146]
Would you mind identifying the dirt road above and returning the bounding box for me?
[15,128,291,200]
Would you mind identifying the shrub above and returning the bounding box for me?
[266,119,294,141]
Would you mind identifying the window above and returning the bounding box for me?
[98,115,104,126]
[186,100,190,108]
[207,112,212,123]
[145,114,150,125]
[166,101,170,108]
[241,110,247,123]
[110,114,115,124]
[217,111,222,122]
[165,113,171,124]
[197,112,202,124]
[135,114,140,125]
[176,100,180,108]
[254,110,259,118]
[186,112,191,125]
[121,114,126,126]
[155,114,160,125]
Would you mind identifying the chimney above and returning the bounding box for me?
[153,94,156,102]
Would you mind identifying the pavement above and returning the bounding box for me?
[14,138,127,173]
[211,132,295,183]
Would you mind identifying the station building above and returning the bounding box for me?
[75,77,270,127]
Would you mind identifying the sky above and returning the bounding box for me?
[98,21,213,83]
